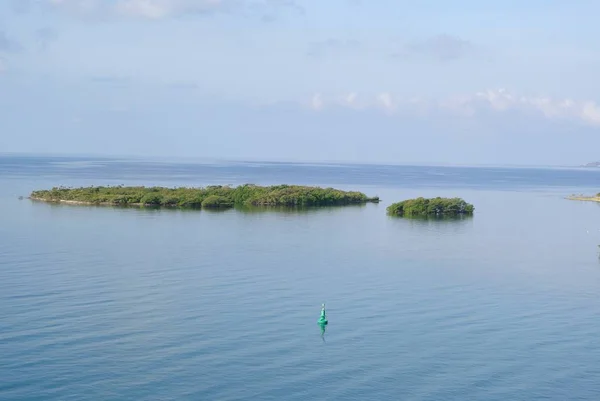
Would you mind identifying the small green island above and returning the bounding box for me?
[386,197,474,217]
[29,184,379,209]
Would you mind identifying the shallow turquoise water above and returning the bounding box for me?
[1,156,600,400]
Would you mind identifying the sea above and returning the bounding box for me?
[1,154,600,400]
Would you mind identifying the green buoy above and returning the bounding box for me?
[317,303,328,325]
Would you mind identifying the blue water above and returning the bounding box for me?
[2,155,600,400]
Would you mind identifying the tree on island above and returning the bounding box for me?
[386,197,474,217]
[30,184,379,209]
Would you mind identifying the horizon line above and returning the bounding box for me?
[0,151,593,170]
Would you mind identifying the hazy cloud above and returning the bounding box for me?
[470,89,600,126]
[256,0,304,21]
[307,38,360,58]
[115,0,225,19]
[34,0,302,20]
[0,33,11,52]
[44,0,109,18]
[89,75,132,86]
[393,34,477,62]
[0,30,21,74]
[168,81,201,90]
[0,31,21,53]
[309,93,324,110]
[10,0,33,13]
[376,93,396,113]
[36,27,59,50]
[304,89,600,127]
[307,92,403,114]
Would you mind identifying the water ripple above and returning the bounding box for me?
[3,159,600,400]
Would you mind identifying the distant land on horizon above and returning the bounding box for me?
[581,161,600,167]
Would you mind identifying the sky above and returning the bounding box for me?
[1,0,600,165]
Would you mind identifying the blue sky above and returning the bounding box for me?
[1,0,600,165]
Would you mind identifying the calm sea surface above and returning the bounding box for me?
[2,155,600,400]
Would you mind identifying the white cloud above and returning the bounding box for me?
[304,89,600,127]
[342,92,357,105]
[306,92,406,114]
[581,102,600,125]
[310,93,323,111]
[438,94,476,117]
[337,92,370,110]
[307,92,372,111]
[469,89,600,126]
[376,92,395,113]
[473,88,515,111]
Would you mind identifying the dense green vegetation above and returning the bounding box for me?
[386,197,474,217]
[30,184,379,209]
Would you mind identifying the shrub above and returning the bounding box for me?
[201,195,233,208]
[387,197,474,217]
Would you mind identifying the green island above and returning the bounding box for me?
[566,194,600,203]
[386,197,474,217]
[29,184,379,209]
